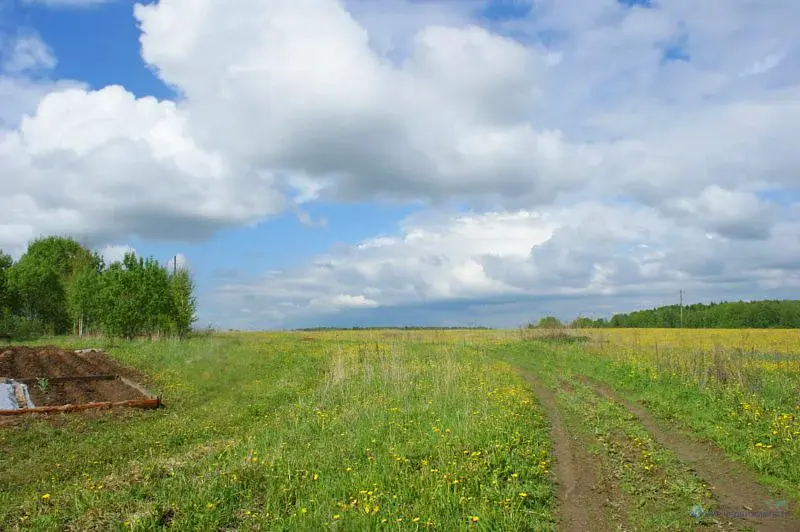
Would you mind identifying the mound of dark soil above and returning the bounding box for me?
[0,346,150,407]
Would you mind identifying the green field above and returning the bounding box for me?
[2,330,799,531]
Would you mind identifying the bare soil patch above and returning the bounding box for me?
[0,346,142,380]
[519,370,614,532]
[580,375,799,532]
[0,346,153,409]
[26,377,144,406]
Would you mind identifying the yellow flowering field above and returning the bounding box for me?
[586,327,800,354]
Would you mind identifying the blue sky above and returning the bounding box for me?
[8,0,169,97]
[1,0,799,329]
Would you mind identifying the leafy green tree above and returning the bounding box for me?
[99,254,144,339]
[66,252,104,336]
[97,252,196,338]
[1,239,199,339]
[0,250,12,314]
[7,258,61,331]
[571,317,596,328]
[140,256,174,337]
[6,237,95,334]
[171,267,197,338]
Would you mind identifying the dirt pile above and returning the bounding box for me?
[0,346,154,408]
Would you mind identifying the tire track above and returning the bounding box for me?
[519,370,612,532]
[580,375,799,532]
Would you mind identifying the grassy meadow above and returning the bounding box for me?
[546,328,800,499]
[1,332,553,531]
[1,328,799,530]
[505,328,800,528]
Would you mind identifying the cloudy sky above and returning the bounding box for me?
[1,0,799,329]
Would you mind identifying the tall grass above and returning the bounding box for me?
[582,328,800,408]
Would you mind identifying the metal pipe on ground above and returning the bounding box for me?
[0,398,162,416]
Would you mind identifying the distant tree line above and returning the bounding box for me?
[295,326,491,331]
[0,236,197,339]
[532,299,800,329]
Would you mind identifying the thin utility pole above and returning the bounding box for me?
[679,289,684,328]
[173,255,177,276]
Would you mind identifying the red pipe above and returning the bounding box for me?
[0,398,161,416]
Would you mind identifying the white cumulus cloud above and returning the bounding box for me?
[100,244,136,264]
[210,202,800,328]
[1,0,800,326]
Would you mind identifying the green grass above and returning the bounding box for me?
[5,330,798,530]
[0,334,555,531]
[500,343,717,531]
[497,339,800,507]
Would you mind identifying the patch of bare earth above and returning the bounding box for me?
[519,370,617,532]
[0,346,145,382]
[0,346,156,426]
[580,375,799,532]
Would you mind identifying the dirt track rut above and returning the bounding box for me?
[582,376,800,532]
[520,370,612,532]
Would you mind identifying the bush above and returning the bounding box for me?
[0,312,47,340]
[535,316,563,329]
